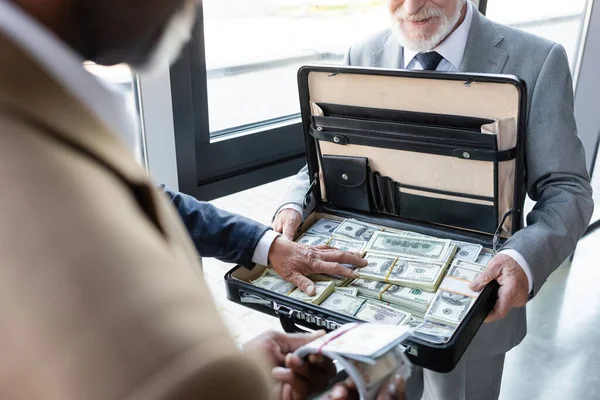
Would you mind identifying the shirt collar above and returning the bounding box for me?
[0,0,138,152]
[404,0,473,69]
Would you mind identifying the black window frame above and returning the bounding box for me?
[170,1,488,200]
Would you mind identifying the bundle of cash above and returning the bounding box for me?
[358,253,448,292]
[288,281,335,305]
[404,315,425,329]
[447,259,486,282]
[474,248,494,266]
[451,241,483,263]
[328,238,367,253]
[425,290,476,327]
[382,286,435,314]
[320,290,366,316]
[251,269,296,296]
[296,233,331,247]
[355,300,412,326]
[350,279,434,314]
[332,219,382,242]
[412,321,457,344]
[294,323,412,400]
[309,273,352,287]
[365,231,455,264]
[306,218,341,236]
[350,278,390,300]
[424,264,482,327]
[336,287,359,297]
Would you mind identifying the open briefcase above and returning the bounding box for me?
[225,66,527,373]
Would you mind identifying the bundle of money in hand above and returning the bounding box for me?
[251,217,494,343]
[294,323,412,400]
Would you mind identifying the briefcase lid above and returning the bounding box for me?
[298,66,527,239]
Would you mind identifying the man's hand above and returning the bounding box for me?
[243,330,336,400]
[272,209,303,240]
[268,236,368,295]
[469,253,529,322]
[327,374,406,400]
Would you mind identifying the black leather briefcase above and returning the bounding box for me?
[225,66,527,373]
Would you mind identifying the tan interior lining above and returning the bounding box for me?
[307,72,520,120]
[308,71,519,238]
[319,142,495,197]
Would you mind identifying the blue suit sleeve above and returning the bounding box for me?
[160,185,271,268]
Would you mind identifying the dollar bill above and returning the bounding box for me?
[328,238,367,253]
[358,253,397,281]
[355,300,411,326]
[365,232,452,263]
[349,279,390,299]
[383,286,435,313]
[335,287,359,297]
[310,274,352,287]
[412,322,456,344]
[474,248,494,266]
[320,291,366,316]
[451,241,483,263]
[332,219,382,242]
[425,290,475,327]
[296,233,331,247]
[251,269,296,295]
[387,258,446,291]
[307,218,341,236]
[404,315,425,329]
[447,260,486,282]
[288,281,335,305]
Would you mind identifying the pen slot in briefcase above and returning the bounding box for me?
[397,184,498,233]
[321,155,372,212]
[369,171,400,215]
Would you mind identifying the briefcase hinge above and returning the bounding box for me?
[303,173,319,209]
[240,291,273,308]
[493,210,513,253]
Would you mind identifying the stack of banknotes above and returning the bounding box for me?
[294,323,412,400]
[249,217,496,343]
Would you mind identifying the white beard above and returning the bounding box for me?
[391,0,465,52]
[135,0,197,75]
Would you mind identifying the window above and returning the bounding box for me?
[85,63,146,164]
[486,0,588,69]
[171,0,593,200]
[203,0,388,134]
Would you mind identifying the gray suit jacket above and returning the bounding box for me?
[279,9,594,359]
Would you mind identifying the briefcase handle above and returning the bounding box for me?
[275,303,311,334]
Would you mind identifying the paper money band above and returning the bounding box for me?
[317,323,361,354]
[439,277,480,298]
[379,284,393,300]
[383,257,399,283]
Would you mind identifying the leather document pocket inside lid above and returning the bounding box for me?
[322,155,371,212]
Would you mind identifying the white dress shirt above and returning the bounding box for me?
[0,0,277,266]
[279,0,534,293]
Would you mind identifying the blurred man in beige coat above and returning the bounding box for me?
[0,0,393,399]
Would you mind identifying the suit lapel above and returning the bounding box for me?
[461,10,508,74]
[373,12,508,74]
[372,31,404,69]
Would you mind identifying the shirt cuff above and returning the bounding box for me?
[499,249,534,294]
[251,229,281,266]
[278,203,304,218]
